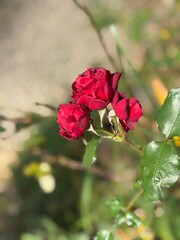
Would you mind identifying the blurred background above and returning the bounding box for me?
[0,0,179,239]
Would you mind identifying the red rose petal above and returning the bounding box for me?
[114,98,128,120]
[89,99,108,110]
[128,97,137,106]
[57,103,90,140]
[71,68,122,111]
[112,72,121,90]
[129,101,143,122]
[76,95,93,109]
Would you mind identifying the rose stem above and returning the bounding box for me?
[123,139,143,156]
[125,188,144,212]
[72,0,119,71]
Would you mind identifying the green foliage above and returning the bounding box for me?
[80,174,94,231]
[127,8,150,41]
[140,89,180,201]
[107,196,125,217]
[140,141,179,201]
[20,217,89,240]
[12,117,85,231]
[157,88,180,138]
[0,125,5,132]
[83,137,100,167]
[15,113,44,132]
[93,6,118,30]
[24,135,46,149]
[107,195,142,229]
[23,162,52,178]
[110,25,124,56]
[95,230,114,240]
[150,53,180,69]
[115,212,141,228]
[21,233,41,240]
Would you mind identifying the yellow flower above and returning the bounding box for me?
[173,136,180,147]
[151,78,168,106]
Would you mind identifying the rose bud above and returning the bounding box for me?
[71,68,121,110]
[57,103,90,140]
[112,91,143,132]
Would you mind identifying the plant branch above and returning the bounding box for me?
[125,188,144,212]
[124,139,143,156]
[35,102,56,111]
[72,0,119,71]
[45,155,123,183]
[92,126,143,155]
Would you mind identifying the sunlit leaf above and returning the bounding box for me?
[110,25,124,56]
[157,88,180,138]
[21,233,41,240]
[23,162,40,177]
[95,231,114,240]
[107,196,125,217]
[115,212,141,228]
[83,138,100,167]
[140,141,179,201]
[125,212,141,227]
[23,162,52,178]
[107,233,114,240]
[115,213,126,226]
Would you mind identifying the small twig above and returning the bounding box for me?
[1,132,16,141]
[124,139,143,156]
[72,0,119,71]
[46,155,122,183]
[125,188,144,212]
[35,102,56,111]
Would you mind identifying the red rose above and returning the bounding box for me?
[71,68,121,110]
[57,103,90,140]
[112,91,143,132]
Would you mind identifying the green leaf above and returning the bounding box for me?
[140,141,179,201]
[157,88,180,138]
[83,138,100,167]
[107,196,125,217]
[125,212,141,228]
[115,212,141,228]
[21,233,41,240]
[115,213,126,226]
[110,25,124,56]
[107,233,114,240]
[95,231,114,240]
[0,126,5,132]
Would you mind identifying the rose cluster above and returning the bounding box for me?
[57,68,142,140]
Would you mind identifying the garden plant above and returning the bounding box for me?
[0,0,179,239]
